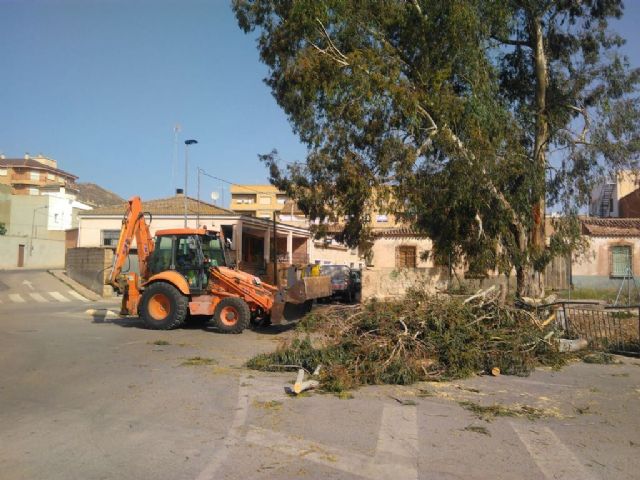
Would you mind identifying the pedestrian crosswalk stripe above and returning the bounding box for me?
[9,294,25,303]
[48,292,70,303]
[67,290,89,302]
[29,293,48,303]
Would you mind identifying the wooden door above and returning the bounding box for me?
[18,244,25,267]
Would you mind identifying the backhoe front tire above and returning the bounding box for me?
[212,297,250,334]
[140,282,188,330]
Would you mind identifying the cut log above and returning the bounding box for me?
[293,380,320,394]
[463,285,496,304]
[293,368,305,393]
[540,312,556,327]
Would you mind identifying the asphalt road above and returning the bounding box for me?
[1,270,640,479]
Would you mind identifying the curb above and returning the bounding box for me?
[47,270,102,302]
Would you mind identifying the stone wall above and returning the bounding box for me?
[361,267,448,301]
[65,247,114,296]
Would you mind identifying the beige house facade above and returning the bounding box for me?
[572,218,640,291]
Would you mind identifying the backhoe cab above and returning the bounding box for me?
[107,196,331,333]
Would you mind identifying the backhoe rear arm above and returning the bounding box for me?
[108,196,155,289]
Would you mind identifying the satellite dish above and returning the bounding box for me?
[210,191,220,201]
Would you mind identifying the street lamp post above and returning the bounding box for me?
[184,139,198,227]
[197,167,202,228]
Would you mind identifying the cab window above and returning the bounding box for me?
[149,236,173,274]
[176,236,199,269]
[202,235,226,266]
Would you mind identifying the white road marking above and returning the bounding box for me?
[246,424,418,480]
[9,294,25,303]
[197,380,419,480]
[196,376,251,480]
[376,402,419,462]
[67,290,89,302]
[85,308,120,319]
[29,293,48,303]
[48,292,70,303]
[511,422,598,480]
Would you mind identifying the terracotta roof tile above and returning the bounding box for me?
[80,195,235,216]
[76,182,124,207]
[581,217,640,237]
[373,227,425,237]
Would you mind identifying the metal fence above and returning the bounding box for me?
[527,301,640,356]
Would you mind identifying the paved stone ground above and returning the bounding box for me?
[1,270,639,479]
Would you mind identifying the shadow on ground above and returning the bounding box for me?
[90,301,308,334]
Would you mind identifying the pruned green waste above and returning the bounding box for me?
[246,289,567,391]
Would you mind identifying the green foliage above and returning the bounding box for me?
[0,222,6,236]
[245,291,566,391]
[180,356,217,366]
[234,0,640,294]
[458,401,552,422]
[582,352,619,364]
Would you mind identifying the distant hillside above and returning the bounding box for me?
[76,183,125,208]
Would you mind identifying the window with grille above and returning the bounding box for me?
[611,245,632,278]
[396,246,417,268]
[101,230,121,247]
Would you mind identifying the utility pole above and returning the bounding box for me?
[184,139,198,227]
[171,123,181,194]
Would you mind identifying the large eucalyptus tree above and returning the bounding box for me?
[234,0,640,296]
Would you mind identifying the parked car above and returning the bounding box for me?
[319,265,360,303]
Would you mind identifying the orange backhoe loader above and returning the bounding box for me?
[107,196,330,333]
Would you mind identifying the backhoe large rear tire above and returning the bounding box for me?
[140,282,188,330]
[212,297,250,334]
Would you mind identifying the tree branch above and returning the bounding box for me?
[491,35,531,48]
[409,0,427,19]
[308,39,349,67]
[314,18,349,63]
[441,125,526,236]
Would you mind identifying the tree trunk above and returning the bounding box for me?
[516,264,544,299]
[522,16,549,298]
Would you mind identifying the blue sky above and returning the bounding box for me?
[1,0,640,206]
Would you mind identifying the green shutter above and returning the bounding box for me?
[611,246,632,277]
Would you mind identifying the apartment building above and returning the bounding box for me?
[0,154,78,196]
[229,184,288,219]
[589,171,640,218]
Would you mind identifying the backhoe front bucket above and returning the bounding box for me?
[270,291,286,325]
[285,276,332,304]
[269,276,331,325]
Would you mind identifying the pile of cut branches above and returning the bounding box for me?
[247,288,566,391]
